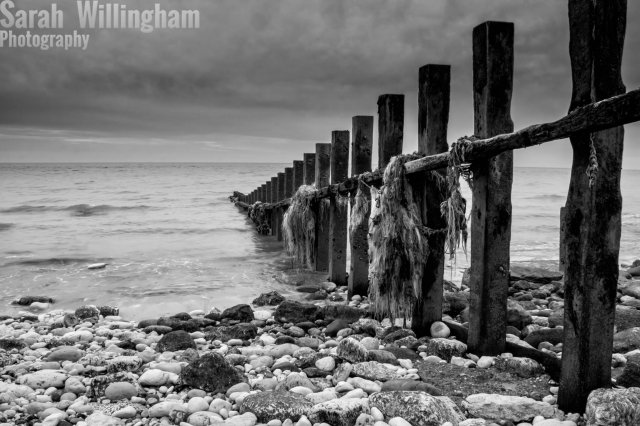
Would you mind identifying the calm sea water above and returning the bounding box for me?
[1,163,638,320]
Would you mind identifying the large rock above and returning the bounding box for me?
[617,354,640,388]
[351,361,398,382]
[381,380,442,395]
[494,357,544,378]
[507,300,532,330]
[0,338,26,351]
[463,393,555,422]
[180,353,245,394]
[275,300,322,323]
[206,323,258,342]
[585,387,640,426]
[252,291,285,306]
[370,391,465,426]
[620,281,640,299]
[443,292,470,317]
[524,328,564,348]
[18,371,67,389]
[240,391,313,422]
[509,265,563,284]
[423,338,467,362]
[221,304,254,322]
[75,305,101,320]
[613,327,640,352]
[322,305,364,322]
[337,338,369,363]
[104,382,138,400]
[616,306,640,332]
[45,346,84,362]
[309,398,370,426]
[157,330,196,352]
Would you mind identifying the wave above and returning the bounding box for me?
[0,223,13,231]
[523,194,566,201]
[1,204,153,216]
[105,227,250,235]
[3,257,112,267]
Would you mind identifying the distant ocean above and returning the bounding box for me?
[1,163,638,320]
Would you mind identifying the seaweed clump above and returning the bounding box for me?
[248,202,271,235]
[282,185,318,269]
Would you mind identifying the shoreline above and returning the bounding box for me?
[0,264,639,426]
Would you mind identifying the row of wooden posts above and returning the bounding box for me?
[233,6,638,414]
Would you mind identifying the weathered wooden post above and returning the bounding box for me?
[276,172,285,241]
[303,153,316,186]
[293,160,304,192]
[411,64,451,336]
[261,184,267,202]
[270,177,278,236]
[315,143,332,272]
[285,167,294,199]
[349,116,373,297]
[467,21,514,355]
[559,0,626,413]
[559,207,566,272]
[329,131,350,286]
[378,94,404,168]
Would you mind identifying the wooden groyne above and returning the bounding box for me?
[231,7,639,415]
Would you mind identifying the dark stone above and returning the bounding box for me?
[116,340,137,350]
[509,265,563,284]
[98,306,119,317]
[252,291,285,306]
[322,305,363,322]
[221,304,254,323]
[614,327,640,353]
[157,330,196,352]
[367,350,398,365]
[275,300,322,323]
[180,352,245,393]
[12,296,54,305]
[423,338,467,362]
[381,379,442,395]
[548,310,564,328]
[383,346,420,362]
[443,292,470,317]
[144,325,173,335]
[305,290,328,300]
[206,323,258,342]
[303,367,327,378]
[171,312,192,321]
[275,336,296,345]
[296,285,322,293]
[137,319,158,328]
[618,355,640,388]
[295,321,317,331]
[157,317,200,332]
[75,305,100,320]
[393,336,420,349]
[506,300,532,330]
[616,306,640,332]
[382,329,416,344]
[0,338,26,351]
[204,311,221,321]
[240,391,313,422]
[524,328,564,348]
[325,319,350,337]
[506,326,522,337]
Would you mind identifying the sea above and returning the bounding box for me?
[1,163,638,320]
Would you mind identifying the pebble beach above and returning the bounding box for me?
[1,263,640,426]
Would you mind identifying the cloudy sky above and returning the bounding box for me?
[1,0,638,167]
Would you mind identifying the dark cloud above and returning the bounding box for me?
[0,0,638,165]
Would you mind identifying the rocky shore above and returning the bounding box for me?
[1,264,640,426]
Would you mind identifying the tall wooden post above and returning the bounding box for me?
[268,180,274,203]
[285,167,294,199]
[378,94,404,169]
[293,160,304,192]
[349,116,373,297]
[329,131,350,286]
[261,184,267,202]
[411,64,451,336]
[559,0,626,413]
[303,153,316,186]
[276,172,285,241]
[559,207,566,272]
[315,143,331,272]
[467,21,514,355]
[270,177,278,236]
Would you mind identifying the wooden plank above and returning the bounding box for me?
[293,160,304,192]
[276,172,285,241]
[329,130,350,286]
[558,0,626,414]
[349,116,373,297]
[315,143,332,272]
[303,153,316,186]
[411,64,450,336]
[467,21,514,356]
[377,94,404,169]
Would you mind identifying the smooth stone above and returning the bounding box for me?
[187,396,210,414]
[347,377,381,394]
[18,371,68,389]
[430,322,451,338]
[388,418,412,426]
[315,357,336,372]
[188,411,225,426]
[139,369,178,387]
[370,391,464,425]
[45,346,84,362]
[112,406,137,419]
[85,412,123,425]
[104,382,137,401]
[463,393,555,422]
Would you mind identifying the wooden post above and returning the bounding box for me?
[303,153,316,186]
[559,207,566,272]
[329,131,350,286]
[378,94,404,169]
[276,172,285,241]
[267,180,274,203]
[261,184,267,202]
[315,143,332,272]
[293,161,304,192]
[467,21,515,356]
[349,116,373,297]
[411,64,451,336]
[285,167,294,199]
[270,177,278,236]
[559,0,626,413]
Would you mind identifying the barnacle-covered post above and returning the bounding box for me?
[559,0,626,413]
[467,21,514,355]
[411,64,450,336]
[314,143,332,272]
[349,116,373,297]
[329,130,350,285]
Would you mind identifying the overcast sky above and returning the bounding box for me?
[0,0,638,168]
